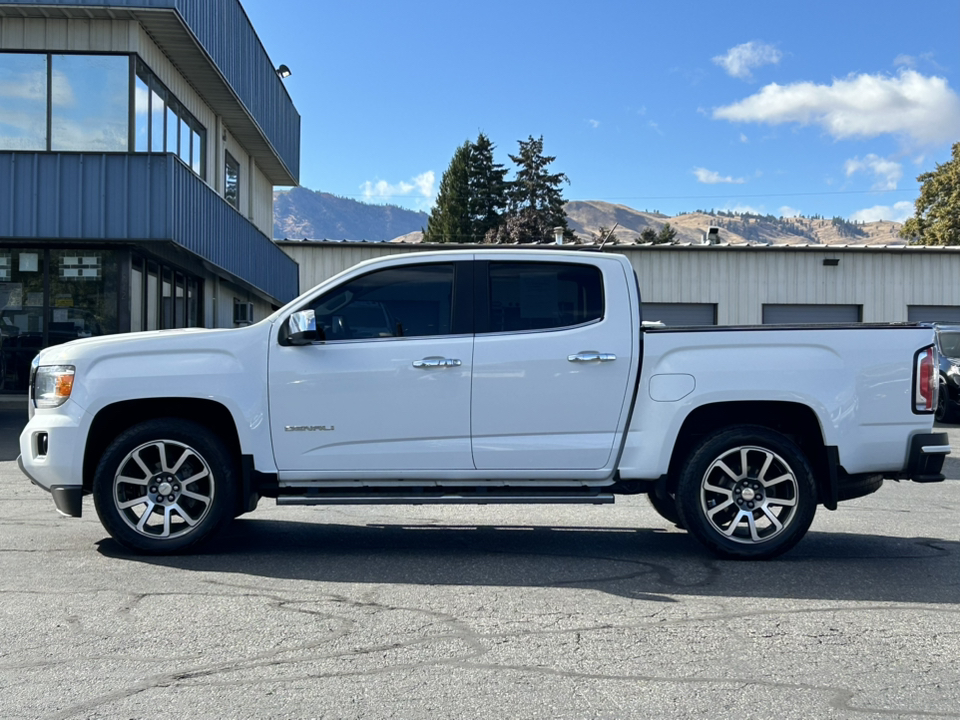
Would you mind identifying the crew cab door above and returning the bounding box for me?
[269,261,475,472]
[471,256,637,471]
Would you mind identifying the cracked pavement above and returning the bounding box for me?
[1,412,959,719]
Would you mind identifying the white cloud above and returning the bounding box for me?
[713,41,782,80]
[588,119,600,129]
[693,167,745,184]
[360,171,436,209]
[713,69,960,146]
[779,206,801,218]
[844,154,903,190]
[739,132,749,143]
[722,203,766,215]
[894,54,917,69]
[849,201,914,223]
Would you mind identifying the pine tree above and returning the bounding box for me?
[423,141,472,243]
[655,222,677,244]
[467,132,508,241]
[901,142,960,245]
[639,228,658,243]
[487,135,571,244]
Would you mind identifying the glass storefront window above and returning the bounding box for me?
[175,273,186,328]
[0,251,45,392]
[50,55,128,152]
[187,279,199,328]
[0,54,47,151]
[146,263,158,331]
[48,250,118,339]
[131,258,143,332]
[0,249,118,393]
[161,268,173,329]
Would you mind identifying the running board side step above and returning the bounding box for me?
[277,493,616,506]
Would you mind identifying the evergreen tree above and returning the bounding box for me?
[467,132,508,241]
[640,228,658,243]
[423,141,472,243]
[655,222,677,244]
[901,142,960,245]
[487,135,572,244]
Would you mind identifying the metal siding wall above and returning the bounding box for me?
[170,160,298,303]
[172,0,300,180]
[0,151,296,303]
[0,152,171,239]
[0,16,136,50]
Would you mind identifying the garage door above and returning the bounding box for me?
[762,304,861,324]
[907,306,960,323]
[643,303,717,326]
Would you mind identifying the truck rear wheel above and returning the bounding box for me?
[675,426,817,560]
[92,419,236,554]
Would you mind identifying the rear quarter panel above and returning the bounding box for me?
[617,325,936,479]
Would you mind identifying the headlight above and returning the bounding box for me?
[34,365,76,408]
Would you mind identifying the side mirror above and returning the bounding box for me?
[283,310,323,346]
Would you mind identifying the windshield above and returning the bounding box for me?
[939,332,960,359]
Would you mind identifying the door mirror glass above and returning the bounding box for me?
[284,309,322,345]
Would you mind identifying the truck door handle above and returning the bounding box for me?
[413,357,462,369]
[568,352,617,363]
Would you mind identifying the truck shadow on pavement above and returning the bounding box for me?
[98,519,960,605]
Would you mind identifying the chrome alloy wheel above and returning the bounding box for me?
[112,439,215,539]
[699,445,799,545]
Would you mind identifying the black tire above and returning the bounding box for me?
[675,425,817,560]
[936,379,955,423]
[92,418,237,554]
[646,490,684,528]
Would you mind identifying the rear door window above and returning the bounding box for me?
[485,262,603,333]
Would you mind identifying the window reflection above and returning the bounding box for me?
[225,152,240,209]
[51,55,128,152]
[0,54,47,150]
[135,74,149,153]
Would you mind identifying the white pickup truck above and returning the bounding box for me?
[18,250,950,559]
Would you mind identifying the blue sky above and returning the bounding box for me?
[243,0,960,223]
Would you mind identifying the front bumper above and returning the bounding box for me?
[18,403,88,515]
[18,455,84,517]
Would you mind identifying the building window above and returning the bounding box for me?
[51,55,129,152]
[0,52,206,179]
[225,151,240,209]
[135,59,206,180]
[0,54,47,150]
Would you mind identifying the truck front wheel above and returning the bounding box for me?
[92,419,237,554]
[675,426,817,560]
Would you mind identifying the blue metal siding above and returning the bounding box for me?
[1,0,301,180]
[0,151,298,303]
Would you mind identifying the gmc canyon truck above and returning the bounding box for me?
[18,250,950,559]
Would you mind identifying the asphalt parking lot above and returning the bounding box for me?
[1,406,959,720]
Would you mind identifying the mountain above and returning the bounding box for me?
[273,188,428,241]
[273,190,905,246]
[564,201,904,246]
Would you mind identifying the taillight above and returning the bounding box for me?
[915,345,937,413]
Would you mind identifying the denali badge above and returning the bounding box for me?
[285,425,335,432]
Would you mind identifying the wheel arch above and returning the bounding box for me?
[83,398,242,495]
[667,401,831,505]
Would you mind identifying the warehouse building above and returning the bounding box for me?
[0,0,300,393]
[277,240,960,326]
